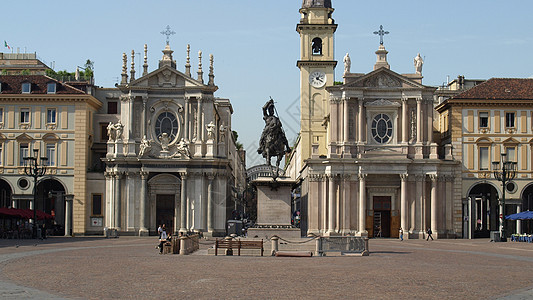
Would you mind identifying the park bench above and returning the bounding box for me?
[215,239,264,256]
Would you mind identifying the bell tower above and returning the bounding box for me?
[297,0,337,162]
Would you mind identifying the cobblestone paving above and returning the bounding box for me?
[1,237,532,299]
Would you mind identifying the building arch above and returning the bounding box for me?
[465,182,500,238]
[148,173,181,233]
[0,178,13,208]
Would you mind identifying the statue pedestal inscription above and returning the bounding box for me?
[247,176,301,239]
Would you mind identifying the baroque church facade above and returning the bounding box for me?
[286,0,461,239]
[87,43,245,236]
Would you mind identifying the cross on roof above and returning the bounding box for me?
[373,25,389,45]
[160,25,176,45]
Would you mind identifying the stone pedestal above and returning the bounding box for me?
[115,142,124,157]
[194,141,203,157]
[248,177,301,239]
[106,141,115,159]
[217,142,226,157]
[206,140,214,157]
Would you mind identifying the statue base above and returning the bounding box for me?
[249,176,301,239]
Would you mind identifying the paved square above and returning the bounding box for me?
[0,237,532,299]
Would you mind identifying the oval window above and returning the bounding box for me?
[155,112,179,142]
[371,113,393,144]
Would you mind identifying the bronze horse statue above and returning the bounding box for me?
[257,98,291,180]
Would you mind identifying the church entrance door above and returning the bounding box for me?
[373,196,391,237]
[156,194,175,232]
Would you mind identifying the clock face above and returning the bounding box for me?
[309,71,327,88]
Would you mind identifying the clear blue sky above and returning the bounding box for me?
[3,1,533,167]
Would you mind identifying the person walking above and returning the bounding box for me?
[426,228,434,241]
[157,224,163,238]
[399,227,403,241]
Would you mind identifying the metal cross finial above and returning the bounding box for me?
[373,25,389,45]
[160,25,176,45]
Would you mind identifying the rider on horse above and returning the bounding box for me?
[258,98,291,178]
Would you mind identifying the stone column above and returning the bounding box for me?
[207,174,215,233]
[427,99,433,144]
[179,173,187,233]
[114,172,122,230]
[184,97,190,141]
[327,175,336,234]
[105,171,114,228]
[358,173,367,235]
[416,98,422,143]
[174,193,180,235]
[415,175,423,236]
[64,195,73,236]
[400,174,408,235]
[139,171,148,235]
[142,96,148,137]
[430,174,438,236]
[343,100,349,143]
[358,99,364,144]
[402,97,408,143]
[125,172,135,231]
[341,175,351,234]
[197,99,202,141]
[308,175,321,234]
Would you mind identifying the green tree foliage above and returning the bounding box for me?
[232,130,243,150]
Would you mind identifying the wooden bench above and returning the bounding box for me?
[215,239,264,256]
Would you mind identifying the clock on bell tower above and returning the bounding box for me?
[297,0,337,162]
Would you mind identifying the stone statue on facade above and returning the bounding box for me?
[159,133,170,152]
[138,135,152,158]
[206,121,216,141]
[414,53,423,75]
[257,98,291,180]
[219,123,226,142]
[343,53,351,75]
[107,121,124,141]
[175,138,191,158]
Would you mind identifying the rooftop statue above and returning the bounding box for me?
[258,98,291,180]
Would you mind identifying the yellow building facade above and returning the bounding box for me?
[436,78,533,238]
[0,75,101,235]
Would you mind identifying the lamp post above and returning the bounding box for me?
[492,153,517,242]
[23,149,48,238]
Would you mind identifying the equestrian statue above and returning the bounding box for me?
[257,98,291,180]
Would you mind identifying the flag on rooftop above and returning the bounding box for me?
[4,40,10,50]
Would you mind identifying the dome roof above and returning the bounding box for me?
[301,0,332,9]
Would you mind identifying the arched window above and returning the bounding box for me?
[312,37,322,55]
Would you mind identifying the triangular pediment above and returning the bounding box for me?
[129,65,207,89]
[344,68,426,89]
[503,137,519,145]
[16,133,32,141]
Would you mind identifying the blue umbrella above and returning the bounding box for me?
[505,211,533,220]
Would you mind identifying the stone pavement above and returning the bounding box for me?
[0,237,533,299]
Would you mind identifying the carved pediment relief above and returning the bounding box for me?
[157,70,177,87]
[364,73,402,88]
[365,99,400,107]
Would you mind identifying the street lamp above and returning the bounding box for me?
[23,149,48,238]
[492,153,517,242]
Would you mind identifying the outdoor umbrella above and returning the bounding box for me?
[505,210,533,220]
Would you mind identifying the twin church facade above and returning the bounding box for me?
[2,0,532,239]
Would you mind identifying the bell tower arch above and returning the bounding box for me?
[297,0,337,162]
